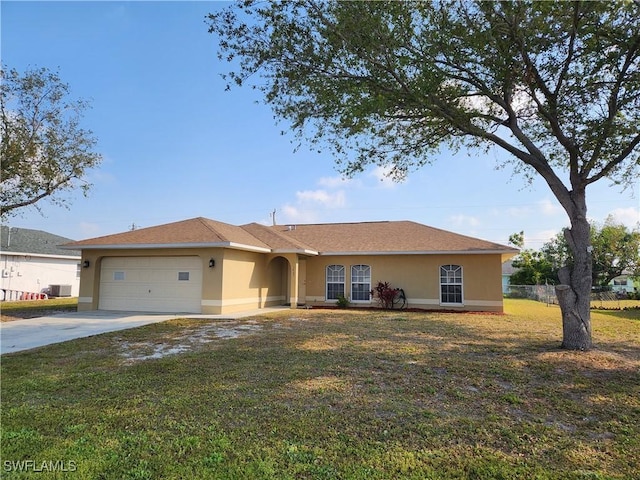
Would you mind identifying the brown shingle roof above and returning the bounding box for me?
[241,223,317,253]
[65,217,517,255]
[65,217,270,251]
[268,221,515,254]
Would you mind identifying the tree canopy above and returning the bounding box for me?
[509,219,640,288]
[544,218,640,287]
[1,66,102,218]
[209,1,639,187]
[208,0,640,349]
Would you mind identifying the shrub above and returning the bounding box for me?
[336,294,349,308]
[371,281,399,309]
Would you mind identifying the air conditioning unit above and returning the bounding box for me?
[49,284,72,297]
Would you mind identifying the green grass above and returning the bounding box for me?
[590,298,640,311]
[1,298,78,321]
[1,299,639,479]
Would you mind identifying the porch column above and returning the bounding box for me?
[289,258,299,309]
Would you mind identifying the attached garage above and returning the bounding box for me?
[99,256,203,313]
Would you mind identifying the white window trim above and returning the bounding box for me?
[350,264,372,303]
[326,265,345,302]
[440,265,464,306]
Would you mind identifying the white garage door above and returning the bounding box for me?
[99,256,203,313]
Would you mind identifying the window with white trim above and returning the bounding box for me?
[440,265,463,304]
[178,272,190,281]
[326,265,345,300]
[114,271,125,281]
[351,265,371,302]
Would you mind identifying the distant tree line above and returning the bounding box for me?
[509,217,640,290]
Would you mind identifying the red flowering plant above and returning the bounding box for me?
[371,281,402,309]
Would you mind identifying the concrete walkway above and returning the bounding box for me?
[0,308,289,355]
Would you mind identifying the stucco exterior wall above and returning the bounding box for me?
[77,247,505,314]
[216,249,269,313]
[77,247,290,314]
[304,253,505,312]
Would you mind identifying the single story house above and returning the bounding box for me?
[1,226,81,300]
[63,217,518,314]
[609,271,639,296]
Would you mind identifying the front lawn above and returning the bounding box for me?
[1,297,78,321]
[1,299,638,479]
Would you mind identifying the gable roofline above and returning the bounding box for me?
[62,217,519,256]
[266,220,519,255]
[62,217,271,252]
[69,241,271,253]
[241,222,319,254]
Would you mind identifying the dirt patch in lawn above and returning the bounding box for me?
[116,320,265,363]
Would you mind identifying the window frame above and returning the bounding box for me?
[350,264,371,303]
[440,264,463,305]
[326,265,345,301]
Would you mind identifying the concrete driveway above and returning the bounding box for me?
[0,308,288,355]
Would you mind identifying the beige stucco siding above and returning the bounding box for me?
[77,247,505,314]
[217,249,267,313]
[304,253,505,312]
[77,247,292,314]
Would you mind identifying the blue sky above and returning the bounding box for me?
[2,1,639,249]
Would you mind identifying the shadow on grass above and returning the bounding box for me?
[592,308,640,320]
[2,310,639,479]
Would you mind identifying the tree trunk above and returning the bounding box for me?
[554,193,593,350]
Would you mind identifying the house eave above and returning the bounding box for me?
[272,248,319,256]
[320,249,518,256]
[63,242,271,253]
[0,250,81,260]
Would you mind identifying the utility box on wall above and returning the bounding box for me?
[49,284,72,297]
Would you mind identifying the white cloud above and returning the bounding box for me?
[506,206,531,218]
[537,198,564,216]
[280,204,320,224]
[526,229,560,249]
[608,206,640,228]
[370,165,398,188]
[317,175,353,188]
[296,189,346,208]
[449,214,480,227]
[503,199,564,219]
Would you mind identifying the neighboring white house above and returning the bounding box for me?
[609,271,639,295]
[501,260,518,294]
[1,226,81,300]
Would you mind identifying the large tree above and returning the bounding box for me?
[1,66,102,218]
[208,1,640,350]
